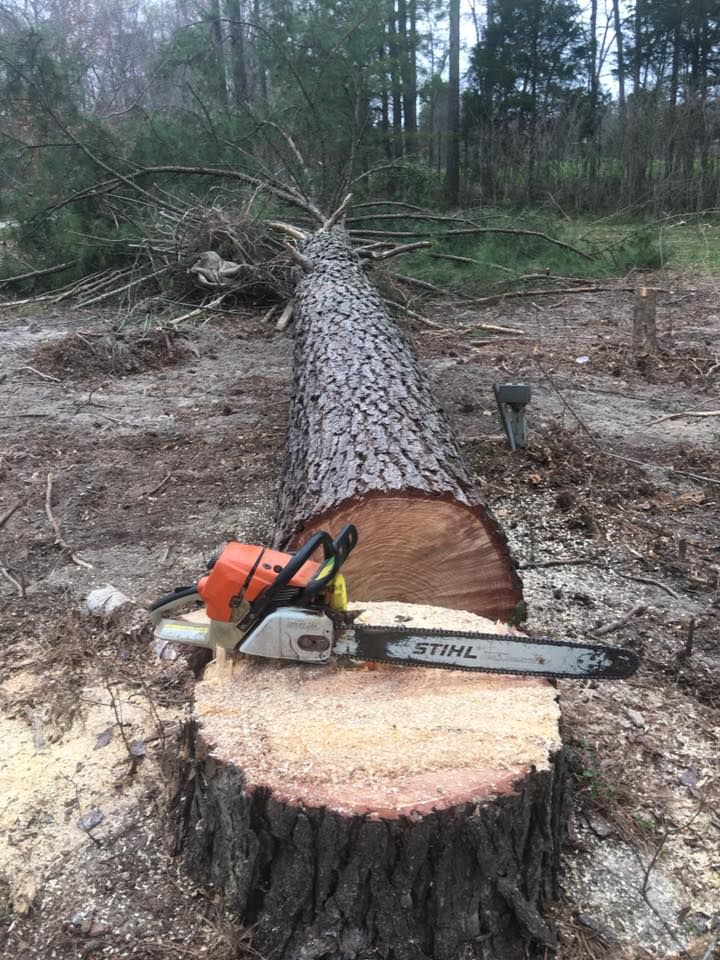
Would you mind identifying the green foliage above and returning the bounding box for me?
[359,161,445,207]
[579,766,618,803]
[379,210,663,296]
[468,0,585,121]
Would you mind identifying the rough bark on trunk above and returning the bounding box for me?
[273,227,523,622]
[169,602,568,960]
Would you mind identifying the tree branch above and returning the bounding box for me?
[358,240,432,261]
[0,260,79,288]
[42,165,325,225]
[352,227,594,260]
[322,194,353,231]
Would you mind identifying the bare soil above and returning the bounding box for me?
[0,275,718,959]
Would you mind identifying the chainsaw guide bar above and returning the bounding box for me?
[337,625,639,680]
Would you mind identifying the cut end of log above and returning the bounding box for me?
[196,601,560,819]
[294,493,523,621]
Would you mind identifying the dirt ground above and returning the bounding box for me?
[0,275,718,960]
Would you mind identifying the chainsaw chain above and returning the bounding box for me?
[335,623,637,681]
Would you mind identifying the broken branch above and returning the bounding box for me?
[268,221,309,242]
[322,193,353,231]
[647,409,720,426]
[282,241,314,274]
[276,301,295,332]
[591,604,647,637]
[351,227,594,260]
[359,241,432,261]
[45,472,93,569]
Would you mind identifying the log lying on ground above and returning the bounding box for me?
[172,602,566,960]
[274,227,522,621]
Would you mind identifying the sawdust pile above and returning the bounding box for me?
[196,601,562,817]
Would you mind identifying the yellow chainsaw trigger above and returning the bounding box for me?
[327,574,347,611]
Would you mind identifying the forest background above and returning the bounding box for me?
[1,0,719,296]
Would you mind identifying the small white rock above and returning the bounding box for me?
[86,584,133,615]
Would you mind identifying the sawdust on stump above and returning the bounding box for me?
[198,601,561,817]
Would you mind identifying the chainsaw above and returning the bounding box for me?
[150,525,639,680]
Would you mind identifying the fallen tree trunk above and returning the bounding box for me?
[171,602,567,960]
[274,227,522,621]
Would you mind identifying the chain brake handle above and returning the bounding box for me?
[301,524,358,600]
[240,525,357,630]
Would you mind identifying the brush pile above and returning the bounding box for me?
[4,204,294,320]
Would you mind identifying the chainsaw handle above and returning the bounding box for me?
[332,524,358,565]
[303,524,358,597]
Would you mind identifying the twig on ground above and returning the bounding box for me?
[0,260,79,288]
[0,565,25,597]
[620,573,680,599]
[679,618,696,660]
[169,292,229,326]
[260,304,278,325]
[468,337,535,348]
[45,472,93,569]
[145,474,172,497]
[519,557,603,570]
[449,320,526,336]
[388,273,446,294]
[384,299,438,328]
[0,501,21,530]
[105,681,135,761]
[19,365,62,382]
[275,301,295,331]
[591,603,647,637]
[647,409,720,426]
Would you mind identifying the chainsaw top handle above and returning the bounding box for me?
[302,524,357,599]
[269,524,357,602]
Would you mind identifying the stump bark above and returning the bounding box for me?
[171,603,568,960]
[274,227,523,622]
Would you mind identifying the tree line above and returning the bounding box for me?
[0,0,718,221]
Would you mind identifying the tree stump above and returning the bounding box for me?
[172,602,568,960]
[274,227,523,622]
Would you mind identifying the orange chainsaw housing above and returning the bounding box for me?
[196,543,320,622]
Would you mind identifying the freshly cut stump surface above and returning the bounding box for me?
[174,602,567,960]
